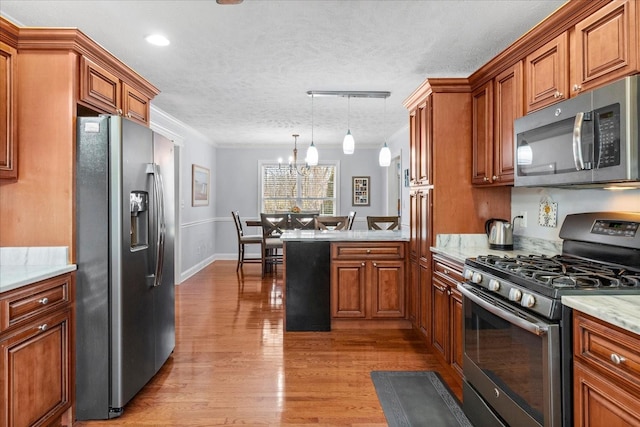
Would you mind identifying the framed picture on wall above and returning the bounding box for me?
[352,176,370,206]
[192,164,210,206]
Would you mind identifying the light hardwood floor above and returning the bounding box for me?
[74,261,459,426]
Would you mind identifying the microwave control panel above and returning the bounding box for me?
[594,103,621,168]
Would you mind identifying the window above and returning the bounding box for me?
[260,162,338,214]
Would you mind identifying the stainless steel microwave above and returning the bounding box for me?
[514,75,639,187]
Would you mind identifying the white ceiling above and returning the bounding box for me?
[1,0,566,149]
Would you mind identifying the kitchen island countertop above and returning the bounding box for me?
[562,295,640,336]
[281,229,409,242]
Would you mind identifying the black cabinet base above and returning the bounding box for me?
[285,241,331,331]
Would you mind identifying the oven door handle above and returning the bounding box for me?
[457,284,548,336]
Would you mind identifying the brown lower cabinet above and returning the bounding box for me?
[431,253,464,382]
[0,273,75,427]
[331,242,406,321]
[573,311,640,426]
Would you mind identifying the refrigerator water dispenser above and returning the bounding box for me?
[130,191,149,249]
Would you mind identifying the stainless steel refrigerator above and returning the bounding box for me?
[75,115,175,419]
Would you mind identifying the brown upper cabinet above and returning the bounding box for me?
[571,0,638,95]
[524,33,569,113]
[524,0,638,113]
[80,57,151,126]
[0,17,159,255]
[1,38,18,180]
[472,62,522,186]
[409,97,432,186]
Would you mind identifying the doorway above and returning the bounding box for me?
[386,155,401,216]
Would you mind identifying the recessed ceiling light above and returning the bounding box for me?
[145,34,170,46]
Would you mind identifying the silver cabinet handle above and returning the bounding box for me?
[361,262,366,267]
[38,324,48,331]
[554,91,563,98]
[366,249,371,254]
[573,84,582,92]
[483,176,489,182]
[610,353,626,365]
[373,262,377,267]
[38,297,49,305]
[116,108,123,115]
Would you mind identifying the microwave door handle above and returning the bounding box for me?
[457,283,548,336]
[572,112,585,170]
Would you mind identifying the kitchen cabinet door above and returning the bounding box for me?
[450,287,464,378]
[471,81,493,185]
[431,275,449,360]
[370,260,405,318]
[0,309,72,427]
[524,32,569,113]
[331,261,366,318]
[492,62,522,185]
[0,41,17,180]
[571,0,638,95]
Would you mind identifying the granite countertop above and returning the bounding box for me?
[281,229,410,242]
[0,247,77,294]
[430,234,562,264]
[562,295,640,336]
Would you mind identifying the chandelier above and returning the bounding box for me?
[278,134,317,175]
[278,94,318,175]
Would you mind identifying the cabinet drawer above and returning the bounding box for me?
[574,312,640,391]
[432,256,464,283]
[0,274,71,333]
[332,243,404,259]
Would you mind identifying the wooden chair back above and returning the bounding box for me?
[366,215,400,230]
[289,213,318,230]
[315,216,348,231]
[260,213,290,237]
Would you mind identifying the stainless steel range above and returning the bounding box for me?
[458,212,640,427]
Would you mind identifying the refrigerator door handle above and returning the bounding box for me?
[146,163,165,287]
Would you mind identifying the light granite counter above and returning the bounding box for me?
[431,234,562,264]
[281,229,410,242]
[562,295,640,336]
[0,247,77,294]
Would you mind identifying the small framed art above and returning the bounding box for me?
[192,164,210,206]
[352,176,370,206]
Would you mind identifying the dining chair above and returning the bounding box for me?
[315,216,349,231]
[231,211,262,272]
[260,213,288,277]
[347,211,356,230]
[289,212,318,229]
[367,215,400,230]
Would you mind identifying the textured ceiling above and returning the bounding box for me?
[1,0,566,149]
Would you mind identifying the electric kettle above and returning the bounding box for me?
[485,218,514,250]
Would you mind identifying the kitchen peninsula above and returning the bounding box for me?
[281,230,410,332]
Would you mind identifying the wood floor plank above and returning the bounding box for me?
[74,261,460,426]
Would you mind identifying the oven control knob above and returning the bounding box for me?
[471,272,482,284]
[488,279,500,292]
[509,288,522,302]
[464,269,473,281]
[521,293,536,308]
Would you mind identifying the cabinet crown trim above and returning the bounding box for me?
[7,20,159,99]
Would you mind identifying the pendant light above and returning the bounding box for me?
[306,94,319,166]
[342,95,355,154]
[379,97,391,167]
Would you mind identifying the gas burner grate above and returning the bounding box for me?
[472,254,640,292]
